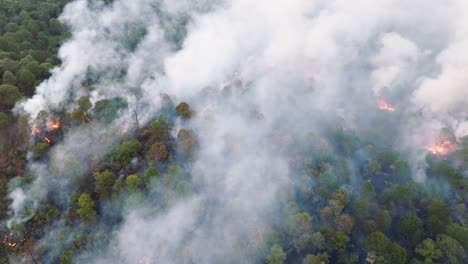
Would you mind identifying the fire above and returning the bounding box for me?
[425,140,458,156]
[31,129,42,135]
[377,100,396,112]
[2,235,17,247]
[31,119,61,136]
[44,137,51,143]
[118,127,129,135]
[2,233,23,248]
[47,120,60,130]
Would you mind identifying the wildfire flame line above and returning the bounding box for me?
[47,120,60,131]
[425,140,457,156]
[2,233,24,248]
[377,100,396,112]
[31,120,61,137]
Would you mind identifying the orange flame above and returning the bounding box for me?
[31,129,42,135]
[377,100,396,112]
[425,140,458,155]
[44,137,51,144]
[2,233,22,248]
[47,120,60,131]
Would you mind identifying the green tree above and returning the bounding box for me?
[77,96,92,113]
[143,166,160,184]
[367,159,382,176]
[48,18,61,35]
[366,231,391,256]
[17,68,36,95]
[36,108,48,122]
[163,165,184,188]
[353,199,369,223]
[304,253,329,264]
[388,243,407,264]
[445,223,468,250]
[415,239,442,263]
[2,70,16,85]
[177,128,196,159]
[175,102,192,119]
[16,114,31,148]
[375,209,392,233]
[377,150,399,171]
[426,201,450,234]
[0,112,12,129]
[361,181,376,198]
[59,250,74,264]
[116,139,141,165]
[112,178,123,197]
[394,160,412,182]
[4,22,18,33]
[284,211,313,251]
[391,184,415,207]
[148,142,169,161]
[329,231,350,253]
[93,99,117,123]
[94,170,117,199]
[125,174,141,192]
[0,58,20,75]
[70,108,85,124]
[24,60,48,79]
[334,214,354,234]
[29,142,49,160]
[29,50,47,63]
[311,232,325,251]
[267,244,286,264]
[436,234,464,264]
[175,180,192,197]
[0,175,10,219]
[141,114,172,143]
[397,214,424,247]
[366,232,407,264]
[0,84,21,111]
[77,193,96,223]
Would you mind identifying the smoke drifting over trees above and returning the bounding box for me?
[0,0,467,263]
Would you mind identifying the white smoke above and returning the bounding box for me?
[9,0,468,262]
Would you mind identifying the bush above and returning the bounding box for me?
[175,102,192,119]
[0,112,12,129]
[2,70,16,85]
[148,142,169,161]
[0,84,21,110]
[116,139,141,165]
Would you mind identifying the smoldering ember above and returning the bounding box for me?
[0,1,467,263]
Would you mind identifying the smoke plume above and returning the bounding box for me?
[8,0,468,263]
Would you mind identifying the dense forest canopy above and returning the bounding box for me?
[0,0,467,264]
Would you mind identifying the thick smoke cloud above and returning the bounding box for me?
[9,0,468,263]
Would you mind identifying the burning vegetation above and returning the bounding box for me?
[425,129,460,156]
[1,1,468,264]
[47,120,60,130]
[377,100,396,112]
[2,232,25,248]
[426,140,459,156]
[30,118,62,144]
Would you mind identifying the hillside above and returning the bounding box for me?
[0,1,467,264]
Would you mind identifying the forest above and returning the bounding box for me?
[0,1,467,264]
